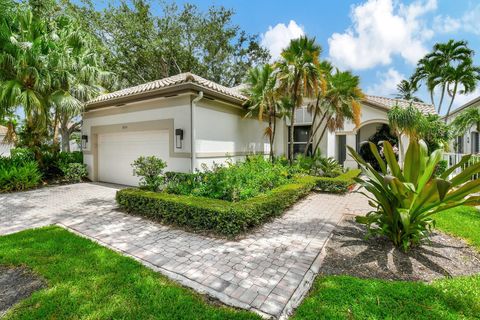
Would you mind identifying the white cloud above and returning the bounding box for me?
[433,4,480,35]
[261,20,305,61]
[366,68,405,97]
[328,0,437,70]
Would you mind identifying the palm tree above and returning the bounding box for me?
[444,58,480,122]
[387,105,423,163]
[243,64,278,160]
[276,36,320,161]
[395,79,423,102]
[414,40,475,114]
[311,70,363,155]
[451,107,480,135]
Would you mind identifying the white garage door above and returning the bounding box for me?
[98,130,170,186]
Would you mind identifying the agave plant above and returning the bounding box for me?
[348,139,480,252]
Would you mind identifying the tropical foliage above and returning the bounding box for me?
[404,39,480,119]
[395,79,423,102]
[349,139,480,251]
[242,38,363,160]
[451,107,480,135]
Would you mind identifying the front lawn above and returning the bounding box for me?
[434,206,480,250]
[292,206,480,320]
[0,226,259,320]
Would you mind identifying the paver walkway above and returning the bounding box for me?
[0,183,368,319]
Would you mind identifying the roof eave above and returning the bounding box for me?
[85,82,246,111]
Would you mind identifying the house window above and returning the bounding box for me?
[288,125,312,157]
[456,136,464,154]
[472,132,480,154]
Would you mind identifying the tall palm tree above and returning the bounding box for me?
[395,79,423,102]
[311,70,363,155]
[451,107,480,136]
[413,40,475,114]
[444,58,480,122]
[243,64,278,160]
[276,36,320,161]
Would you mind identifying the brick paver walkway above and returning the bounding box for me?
[0,183,368,319]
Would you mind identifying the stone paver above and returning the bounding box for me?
[0,183,369,319]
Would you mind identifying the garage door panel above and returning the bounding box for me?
[98,130,171,186]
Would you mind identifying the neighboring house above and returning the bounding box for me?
[0,125,13,157]
[83,72,434,185]
[444,96,480,155]
[83,73,285,186]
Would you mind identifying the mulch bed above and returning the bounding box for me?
[0,265,45,317]
[320,216,480,282]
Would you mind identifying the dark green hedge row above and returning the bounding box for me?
[116,176,316,237]
[314,169,361,193]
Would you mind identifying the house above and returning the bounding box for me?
[444,96,480,155]
[83,73,286,186]
[83,72,435,185]
[0,125,13,157]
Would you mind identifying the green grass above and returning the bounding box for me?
[292,206,480,320]
[0,226,259,320]
[435,206,480,250]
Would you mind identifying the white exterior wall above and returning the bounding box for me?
[194,100,285,169]
[82,95,192,180]
[445,108,478,154]
[0,135,12,157]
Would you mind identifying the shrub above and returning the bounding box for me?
[349,139,480,252]
[61,163,88,182]
[9,147,35,164]
[314,169,361,193]
[433,159,448,177]
[166,156,291,201]
[0,159,42,192]
[132,156,167,191]
[117,176,316,237]
[292,152,344,177]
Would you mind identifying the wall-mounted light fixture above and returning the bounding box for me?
[467,137,470,144]
[175,129,184,149]
[81,135,88,149]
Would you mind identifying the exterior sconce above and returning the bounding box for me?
[81,135,88,149]
[175,129,184,149]
[467,137,470,144]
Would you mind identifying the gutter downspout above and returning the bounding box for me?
[191,91,203,172]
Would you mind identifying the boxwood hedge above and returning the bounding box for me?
[116,176,317,237]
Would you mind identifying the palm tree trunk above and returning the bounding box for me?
[430,90,436,108]
[271,107,277,161]
[444,82,458,123]
[438,83,447,114]
[52,107,60,146]
[312,115,332,154]
[304,95,320,155]
[306,110,327,155]
[289,78,301,163]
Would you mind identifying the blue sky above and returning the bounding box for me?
[100,0,480,112]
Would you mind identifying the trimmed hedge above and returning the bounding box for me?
[314,169,361,193]
[116,176,316,237]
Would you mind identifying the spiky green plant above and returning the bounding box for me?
[349,139,480,252]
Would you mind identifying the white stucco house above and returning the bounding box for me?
[0,125,13,157]
[444,96,480,155]
[83,72,435,186]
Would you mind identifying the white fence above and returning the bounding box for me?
[443,152,480,179]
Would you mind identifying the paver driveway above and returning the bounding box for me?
[0,183,368,319]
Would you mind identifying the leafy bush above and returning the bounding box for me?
[314,169,361,193]
[0,158,42,192]
[9,147,35,164]
[117,176,316,236]
[132,156,167,191]
[433,159,448,177]
[349,139,480,252]
[61,163,88,182]
[166,156,291,201]
[292,152,344,177]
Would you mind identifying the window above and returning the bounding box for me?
[456,136,464,154]
[472,132,479,154]
[288,125,312,157]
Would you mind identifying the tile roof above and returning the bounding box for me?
[363,95,436,115]
[86,72,436,115]
[87,72,246,106]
